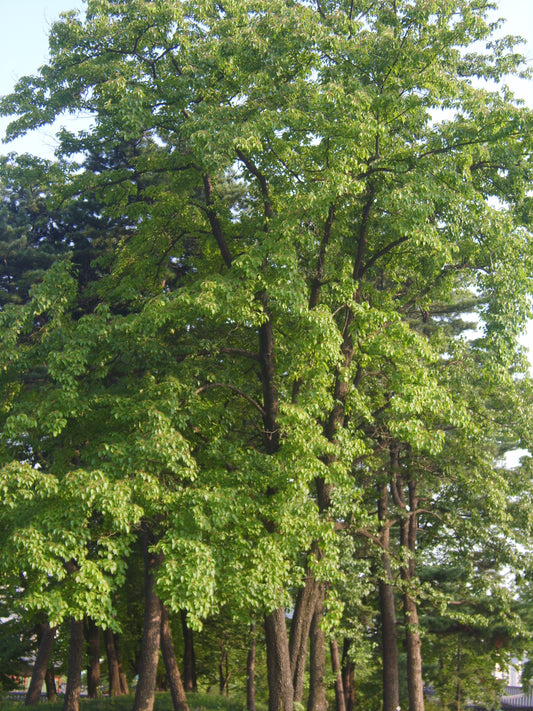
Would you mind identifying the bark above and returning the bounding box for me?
[455,640,462,711]
[160,604,189,711]
[330,639,346,711]
[85,618,101,698]
[307,587,328,711]
[403,594,424,711]
[63,618,84,711]
[203,174,232,269]
[120,669,130,695]
[265,607,294,711]
[132,533,164,711]
[378,481,400,711]
[116,635,130,695]
[257,306,292,711]
[25,622,56,705]
[399,477,424,711]
[104,628,122,696]
[247,622,257,711]
[219,641,229,695]
[379,573,400,711]
[181,610,197,692]
[289,575,321,703]
[341,640,355,711]
[45,666,57,702]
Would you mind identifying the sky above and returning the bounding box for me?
[0,0,87,157]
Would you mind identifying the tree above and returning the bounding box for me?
[24,622,57,705]
[85,618,102,698]
[1,2,533,711]
[160,605,189,711]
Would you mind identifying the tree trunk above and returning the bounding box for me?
[63,618,84,711]
[341,640,355,711]
[265,607,294,711]
[307,587,328,711]
[378,482,400,711]
[289,574,321,703]
[156,670,168,691]
[25,622,56,705]
[455,639,462,711]
[120,667,130,695]
[219,637,229,695]
[104,628,122,696]
[380,573,401,711]
[181,610,197,693]
[132,532,164,711]
[330,639,346,711]
[404,593,424,711]
[247,622,257,711]
[45,666,57,702]
[160,604,189,711]
[85,618,101,698]
[399,477,424,711]
[116,634,130,695]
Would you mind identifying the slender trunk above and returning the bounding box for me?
[160,605,189,711]
[120,669,130,694]
[289,575,321,703]
[116,635,130,695]
[132,532,164,711]
[455,638,462,711]
[307,587,328,711]
[25,622,56,705]
[85,618,101,698]
[104,628,122,696]
[330,639,346,711]
[63,618,84,711]
[265,607,294,711]
[403,593,424,711]
[399,477,424,711]
[247,622,257,711]
[45,666,57,702]
[258,311,292,711]
[380,573,400,711]
[156,670,168,691]
[181,610,197,692]
[219,640,229,695]
[292,482,332,711]
[378,481,400,711]
[341,640,355,711]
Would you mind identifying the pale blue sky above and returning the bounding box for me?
[0,0,86,156]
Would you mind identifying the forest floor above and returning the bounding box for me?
[0,692,263,711]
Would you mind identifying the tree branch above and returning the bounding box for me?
[202,174,232,268]
[219,347,261,361]
[309,203,336,310]
[236,149,273,219]
[361,235,410,278]
[195,382,265,415]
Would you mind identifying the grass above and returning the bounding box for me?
[0,692,261,711]
[0,692,258,711]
